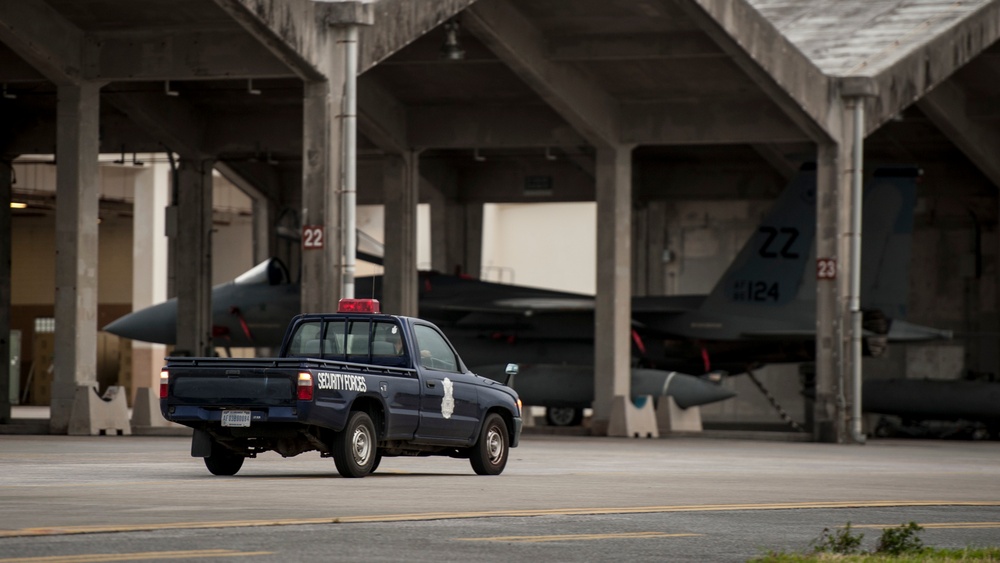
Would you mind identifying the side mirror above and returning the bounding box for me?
[504,363,519,386]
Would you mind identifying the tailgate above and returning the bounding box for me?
[165,359,299,407]
[171,373,297,405]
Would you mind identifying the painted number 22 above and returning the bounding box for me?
[303,226,324,250]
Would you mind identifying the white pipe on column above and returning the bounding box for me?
[342,25,359,299]
[849,98,866,444]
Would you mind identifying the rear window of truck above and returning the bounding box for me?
[287,318,408,367]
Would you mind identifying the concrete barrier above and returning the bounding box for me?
[607,395,658,438]
[656,396,703,434]
[68,385,131,436]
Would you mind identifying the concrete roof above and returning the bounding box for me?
[1,0,1000,198]
[750,0,990,76]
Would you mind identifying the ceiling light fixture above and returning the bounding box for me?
[10,202,27,209]
[441,19,465,60]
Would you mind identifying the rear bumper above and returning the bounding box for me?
[165,405,301,425]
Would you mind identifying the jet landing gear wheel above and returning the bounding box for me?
[204,442,245,476]
[545,407,583,427]
[333,411,377,478]
[470,413,509,476]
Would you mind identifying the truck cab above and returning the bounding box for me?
[161,299,522,478]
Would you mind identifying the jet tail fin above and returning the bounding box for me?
[859,166,919,319]
[696,164,818,326]
[691,164,921,339]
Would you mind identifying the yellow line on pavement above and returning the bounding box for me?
[4,501,1000,538]
[457,531,702,543]
[0,549,273,563]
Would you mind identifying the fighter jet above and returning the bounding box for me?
[625,164,953,375]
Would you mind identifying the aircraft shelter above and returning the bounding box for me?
[1,0,999,441]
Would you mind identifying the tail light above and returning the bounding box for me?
[159,370,169,398]
[297,372,314,401]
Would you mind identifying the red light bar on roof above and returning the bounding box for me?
[338,298,380,314]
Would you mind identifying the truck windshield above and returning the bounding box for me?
[287,319,407,367]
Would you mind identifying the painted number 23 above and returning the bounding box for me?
[817,258,836,280]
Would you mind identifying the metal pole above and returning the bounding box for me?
[342,25,359,299]
[849,98,866,444]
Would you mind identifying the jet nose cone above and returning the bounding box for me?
[103,300,178,345]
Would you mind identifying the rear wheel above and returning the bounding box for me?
[204,442,244,476]
[546,407,583,427]
[470,413,509,476]
[333,411,377,478]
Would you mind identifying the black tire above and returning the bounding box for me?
[333,411,377,478]
[546,407,583,427]
[204,442,244,476]
[370,451,382,474]
[469,413,509,476]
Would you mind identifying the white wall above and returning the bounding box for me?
[481,202,596,294]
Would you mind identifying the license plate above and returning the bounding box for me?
[221,410,251,427]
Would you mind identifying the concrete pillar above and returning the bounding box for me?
[632,203,649,296]
[464,204,484,278]
[815,144,848,443]
[51,82,101,434]
[383,152,419,316]
[592,145,633,436]
[174,158,214,357]
[251,197,275,265]
[301,28,347,313]
[0,159,11,422]
[131,161,169,396]
[646,201,668,296]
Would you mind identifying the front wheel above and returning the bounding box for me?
[469,413,509,476]
[204,442,244,476]
[333,411,377,478]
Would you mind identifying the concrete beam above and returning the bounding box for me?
[549,31,725,62]
[622,99,809,145]
[0,0,87,83]
[360,0,476,72]
[917,80,1000,190]
[752,144,801,182]
[358,76,409,154]
[216,161,279,264]
[88,29,294,81]
[104,92,207,159]
[863,1,1000,133]
[211,0,327,81]
[678,0,834,143]
[206,108,302,156]
[464,0,621,148]
[409,104,587,149]
[213,0,374,81]
[51,83,101,434]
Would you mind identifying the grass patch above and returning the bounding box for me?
[750,522,1000,562]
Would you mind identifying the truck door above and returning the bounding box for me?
[412,323,480,442]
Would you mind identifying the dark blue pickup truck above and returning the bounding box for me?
[160,299,522,478]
